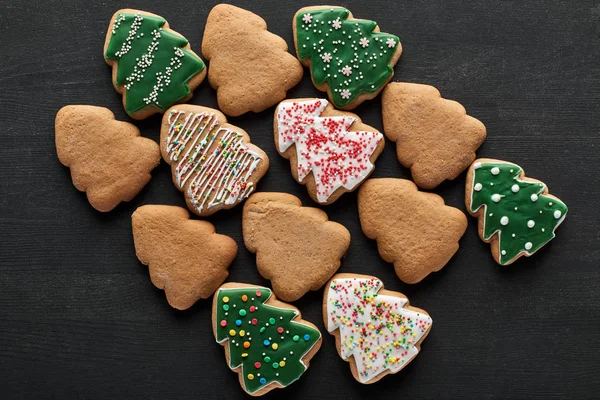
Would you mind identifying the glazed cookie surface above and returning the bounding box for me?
[358,178,467,283]
[55,105,160,212]
[202,4,303,116]
[160,104,269,217]
[274,98,384,204]
[104,9,206,119]
[293,6,402,109]
[382,82,487,189]
[465,158,568,265]
[132,205,237,310]
[213,283,322,396]
[324,274,432,384]
[243,192,351,302]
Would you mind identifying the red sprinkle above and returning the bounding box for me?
[254,362,261,369]
[277,327,284,334]
[220,320,227,327]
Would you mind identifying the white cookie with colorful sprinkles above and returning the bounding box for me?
[323,273,432,384]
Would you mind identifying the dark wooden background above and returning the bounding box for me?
[1,0,599,398]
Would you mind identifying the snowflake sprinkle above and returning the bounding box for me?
[302,13,313,24]
[359,37,369,48]
[321,52,333,63]
[341,66,352,76]
[340,89,351,99]
[332,18,342,30]
[386,38,396,48]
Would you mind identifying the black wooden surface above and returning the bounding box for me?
[1,0,599,399]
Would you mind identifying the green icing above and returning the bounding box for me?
[470,162,568,265]
[296,7,399,107]
[215,287,320,394]
[105,12,205,115]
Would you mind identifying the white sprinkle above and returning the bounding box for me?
[491,194,502,202]
[554,210,562,219]
[474,183,483,191]
[531,194,538,202]
[474,162,482,169]
[501,250,506,255]
[527,220,535,228]
[491,167,500,175]
[511,184,520,193]
[525,242,533,250]
[500,216,509,225]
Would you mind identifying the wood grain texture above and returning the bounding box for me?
[0,0,598,399]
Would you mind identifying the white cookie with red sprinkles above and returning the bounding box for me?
[323,273,432,384]
[274,98,384,205]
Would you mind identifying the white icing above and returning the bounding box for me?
[326,277,432,383]
[166,110,264,214]
[276,99,382,203]
[531,194,538,202]
[491,194,501,202]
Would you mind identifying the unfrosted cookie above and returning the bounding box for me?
[104,9,206,120]
[213,283,322,396]
[293,6,402,110]
[274,98,384,204]
[243,192,351,302]
[465,158,568,265]
[202,4,303,116]
[55,105,160,212]
[382,83,487,189]
[358,178,467,283]
[131,205,237,310]
[161,104,269,217]
[324,274,432,384]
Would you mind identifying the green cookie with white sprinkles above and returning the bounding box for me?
[104,9,207,120]
[465,158,568,265]
[213,283,322,396]
[293,6,402,110]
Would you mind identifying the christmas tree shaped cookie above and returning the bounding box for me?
[243,192,351,302]
[294,7,402,109]
[132,205,237,310]
[104,9,206,119]
[274,98,384,204]
[213,283,322,396]
[382,82,487,189]
[160,104,269,217]
[466,159,568,265]
[202,4,303,117]
[358,178,467,283]
[55,105,160,212]
[324,274,432,384]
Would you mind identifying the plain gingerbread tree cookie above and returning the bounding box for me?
[132,205,237,310]
[324,274,432,384]
[358,178,467,283]
[243,192,350,302]
[55,105,160,212]
[104,9,206,120]
[274,98,384,204]
[465,158,568,265]
[213,283,322,396]
[382,82,487,189]
[293,6,402,110]
[202,4,303,116]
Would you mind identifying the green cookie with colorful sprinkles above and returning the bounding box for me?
[293,6,402,110]
[104,9,206,120]
[465,158,568,265]
[213,283,322,396]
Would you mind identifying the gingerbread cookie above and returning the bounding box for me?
[243,192,351,302]
[274,98,384,204]
[55,105,160,212]
[202,4,303,116]
[466,159,568,265]
[324,274,432,384]
[160,104,269,217]
[213,283,322,396]
[104,9,206,120]
[294,7,402,110]
[131,205,237,310]
[382,83,487,189]
[358,178,467,283]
